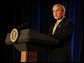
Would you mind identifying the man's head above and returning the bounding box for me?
[52,4,65,20]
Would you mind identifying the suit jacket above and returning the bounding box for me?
[48,17,74,62]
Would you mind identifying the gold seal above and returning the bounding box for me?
[10,28,19,42]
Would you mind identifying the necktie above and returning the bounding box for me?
[52,21,60,35]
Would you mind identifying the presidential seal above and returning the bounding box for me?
[10,28,19,42]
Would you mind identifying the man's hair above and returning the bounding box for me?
[52,4,66,15]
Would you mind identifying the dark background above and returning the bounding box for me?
[0,0,83,62]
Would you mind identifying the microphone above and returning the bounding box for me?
[18,22,30,30]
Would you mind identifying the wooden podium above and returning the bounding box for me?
[5,28,59,62]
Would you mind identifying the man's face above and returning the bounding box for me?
[52,6,64,20]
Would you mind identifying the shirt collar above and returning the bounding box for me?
[57,16,65,22]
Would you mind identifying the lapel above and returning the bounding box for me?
[49,17,66,36]
[56,17,67,29]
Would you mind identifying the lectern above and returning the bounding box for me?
[5,28,59,62]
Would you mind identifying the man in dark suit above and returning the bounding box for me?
[48,4,74,62]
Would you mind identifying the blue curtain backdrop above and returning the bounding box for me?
[65,1,83,62]
[1,0,83,62]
